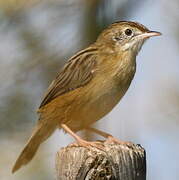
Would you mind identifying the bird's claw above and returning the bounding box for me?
[106,136,132,146]
[69,139,104,151]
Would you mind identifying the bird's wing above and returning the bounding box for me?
[39,46,98,108]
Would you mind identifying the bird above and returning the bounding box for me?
[12,21,161,173]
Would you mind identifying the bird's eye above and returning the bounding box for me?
[125,29,133,36]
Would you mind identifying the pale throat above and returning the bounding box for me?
[120,39,145,56]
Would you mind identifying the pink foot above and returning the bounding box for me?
[69,139,104,151]
[106,136,132,146]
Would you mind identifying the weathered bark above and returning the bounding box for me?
[56,141,146,180]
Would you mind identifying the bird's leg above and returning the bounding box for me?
[61,124,104,150]
[86,127,132,145]
[86,127,112,138]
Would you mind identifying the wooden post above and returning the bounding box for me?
[55,141,146,180]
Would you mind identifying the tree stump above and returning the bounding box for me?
[55,141,146,180]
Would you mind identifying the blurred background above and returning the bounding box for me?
[0,0,178,179]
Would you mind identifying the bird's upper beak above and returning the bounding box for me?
[137,31,162,39]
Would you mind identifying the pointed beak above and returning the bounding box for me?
[137,31,162,39]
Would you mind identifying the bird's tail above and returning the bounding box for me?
[12,120,57,173]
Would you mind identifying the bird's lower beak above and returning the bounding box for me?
[137,31,162,39]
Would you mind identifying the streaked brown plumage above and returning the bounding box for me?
[12,21,161,173]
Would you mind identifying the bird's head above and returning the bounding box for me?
[96,21,161,55]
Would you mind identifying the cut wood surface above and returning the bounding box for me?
[55,141,146,180]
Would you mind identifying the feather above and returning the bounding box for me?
[39,46,98,108]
